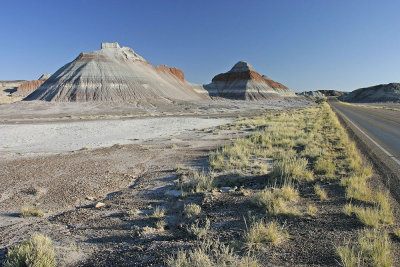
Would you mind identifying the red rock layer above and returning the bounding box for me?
[212,70,266,84]
[155,65,185,81]
[264,79,289,89]
[17,80,45,92]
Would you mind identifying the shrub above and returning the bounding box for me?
[342,175,374,203]
[4,234,56,267]
[306,204,318,216]
[271,157,313,182]
[155,219,166,230]
[314,157,336,178]
[187,218,210,239]
[244,219,288,247]
[21,206,44,218]
[151,206,165,218]
[184,203,201,218]
[177,169,215,193]
[252,184,300,216]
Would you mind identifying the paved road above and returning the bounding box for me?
[329,98,400,165]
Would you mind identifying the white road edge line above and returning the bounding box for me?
[333,106,400,167]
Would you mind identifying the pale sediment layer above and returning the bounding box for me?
[0,117,231,158]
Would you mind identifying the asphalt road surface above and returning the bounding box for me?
[329,98,400,166]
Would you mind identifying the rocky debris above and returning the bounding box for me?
[204,60,295,100]
[155,65,185,81]
[339,83,400,103]
[24,42,208,102]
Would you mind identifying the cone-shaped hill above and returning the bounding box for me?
[204,61,295,100]
[25,42,207,102]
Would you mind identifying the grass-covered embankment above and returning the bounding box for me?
[169,103,398,266]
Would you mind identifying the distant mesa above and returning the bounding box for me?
[204,60,295,100]
[339,83,400,103]
[25,42,207,102]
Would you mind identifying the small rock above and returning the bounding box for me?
[86,196,95,201]
[95,202,105,208]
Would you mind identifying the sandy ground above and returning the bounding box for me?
[0,117,231,159]
[0,98,310,123]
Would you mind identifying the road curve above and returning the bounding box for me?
[329,98,400,201]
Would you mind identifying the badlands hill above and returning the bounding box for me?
[25,43,207,102]
[204,61,295,100]
[339,83,400,103]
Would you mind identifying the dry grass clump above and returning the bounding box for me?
[343,203,353,216]
[177,169,215,193]
[244,219,288,247]
[252,184,300,216]
[151,206,166,218]
[155,219,167,230]
[393,228,400,239]
[271,157,313,182]
[358,228,392,267]
[187,218,211,239]
[344,204,392,228]
[301,143,326,159]
[306,204,318,216]
[4,234,56,267]
[341,174,374,203]
[314,184,328,201]
[166,240,258,267]
[184,203,202,218]
[336,244,362,267]
[336,229,391,267]
[374,191,393,225]
[314,156,336,178]
[353,206,380,228]
[21,206,44,218]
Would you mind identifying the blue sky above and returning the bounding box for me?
[1,0,399,92]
